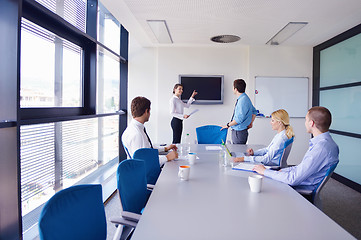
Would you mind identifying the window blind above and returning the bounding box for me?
[35,0,87,32]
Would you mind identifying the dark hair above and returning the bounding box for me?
[308,106,332,132]
[233,79,246,93]
[131,96,151,118]
[173,84,183,94]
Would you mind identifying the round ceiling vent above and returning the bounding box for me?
[210,35,240,43]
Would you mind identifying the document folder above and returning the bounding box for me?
[232,162,272,173]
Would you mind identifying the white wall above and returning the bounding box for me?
[156,46,249,144]
[127,36,158,139]
[128,43,313,165]
[247,45,313,165]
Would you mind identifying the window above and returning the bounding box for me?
[34,0,87,32]
[97,47,120,114]
[21,18,82,108]
[0,0,128,238]
[98,2,120,54]
[21,116,119,238]
[18,0,127,239]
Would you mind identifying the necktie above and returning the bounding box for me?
[230,98,238,121]
[143,127,153,148]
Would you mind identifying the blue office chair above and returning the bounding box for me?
[38,184,107,240]
[296,162,338,209]
[111,159,151,240]
[122,140,131,159]
[133,148,161,185]
[196,125,228,144]
[279,136,294,168]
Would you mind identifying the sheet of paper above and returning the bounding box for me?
[188,109,199,116]
[175,156,200,161]
[206,146,222,151]
[232,162,272,172]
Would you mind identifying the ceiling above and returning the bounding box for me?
[103,0,361,47]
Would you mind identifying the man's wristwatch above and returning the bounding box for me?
[226,122,230,128]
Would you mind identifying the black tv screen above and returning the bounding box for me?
[179,75,224,104]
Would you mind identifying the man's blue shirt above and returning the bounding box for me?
[231,93,257,131]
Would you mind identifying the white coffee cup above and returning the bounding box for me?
[178,165,190,181]
[188,153,196,165]
[248,175,263,193]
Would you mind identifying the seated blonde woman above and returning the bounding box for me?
[233,109,295,166]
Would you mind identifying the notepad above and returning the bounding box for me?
[232,162,272,172]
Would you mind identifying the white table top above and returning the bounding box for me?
[131,144,355,240]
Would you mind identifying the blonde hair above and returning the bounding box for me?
[271,109,295,139]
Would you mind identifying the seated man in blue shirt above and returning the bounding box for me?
[253,106,339,191]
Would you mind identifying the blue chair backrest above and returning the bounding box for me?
[278,137,294,168]
[196,125,228,144]
[117,159,149,214]
[39,184,106,240]
[133,148,161,185]
[312,162,338,201]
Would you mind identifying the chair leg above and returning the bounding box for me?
[113,224,135,240]
[120,226,134,240]
[113,225,123,240]
[125,228,135,240]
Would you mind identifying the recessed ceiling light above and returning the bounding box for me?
[211,35,240,43]
[147,20,173,44]
[266,22,308,45]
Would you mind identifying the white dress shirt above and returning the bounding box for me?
[169,95,195,120]
[122,119,167,165]
[244,130,288,166]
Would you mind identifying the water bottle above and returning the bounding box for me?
[184,133,191,154]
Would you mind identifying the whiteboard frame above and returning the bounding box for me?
[255,76,309,118]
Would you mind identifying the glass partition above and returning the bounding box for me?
[320,33,361,88]
[320,86,361,134]
[331,134,361,185]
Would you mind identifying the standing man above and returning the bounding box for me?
[253,106,339,192]
[221,79,257,144]
[122,96,178,165]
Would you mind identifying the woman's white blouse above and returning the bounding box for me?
[169,95,195,120]
[244,130,289,166]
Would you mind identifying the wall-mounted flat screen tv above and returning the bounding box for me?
[179,75,224,104]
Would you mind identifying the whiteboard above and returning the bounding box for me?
[255,76,308,118]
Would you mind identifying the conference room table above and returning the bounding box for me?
[131,144,355,240]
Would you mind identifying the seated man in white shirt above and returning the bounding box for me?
[122,96,178,165]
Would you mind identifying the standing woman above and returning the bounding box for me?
[169,84,197,144]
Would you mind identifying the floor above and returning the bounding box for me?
[322,178,361,239]
[105,192,122,240]
[104,178,361,240]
